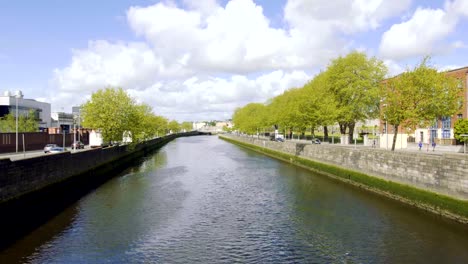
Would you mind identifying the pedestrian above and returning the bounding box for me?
[418,141,422,151]
[372,139,376,148]
[432,141,436,151]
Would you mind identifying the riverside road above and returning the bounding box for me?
[1,136,468,263]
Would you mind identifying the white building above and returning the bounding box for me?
[0,90,51,128]
[51,112,75,132]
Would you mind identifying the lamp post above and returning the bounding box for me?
[15,95,18,153]
[386,120,388,150]
[461,134,468,154]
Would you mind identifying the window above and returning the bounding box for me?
[442,129,451,139]
[430,129,438,141]
[441,116,451,129]
[458,114,463,119]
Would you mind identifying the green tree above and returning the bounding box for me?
[382,58,461,150]
[327,51,387,143]
[181,121,193,132]
[268,88,304,137]
[454,119,468,144]
[232,103,267,135]
[168,120,180,133]
[0,110,38,132]
[82,87,140,143]
[298,71,338,139]
[154,115,169,135]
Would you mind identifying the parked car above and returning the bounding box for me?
[49,147,66,153]
[270,134,285,142]
[312,138,321,144]
[44,144,58,153]
[71,141,85,149]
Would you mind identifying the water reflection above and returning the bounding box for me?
[1,136,468,263]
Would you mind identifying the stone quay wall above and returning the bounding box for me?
[223,135,468,201]
[0,132,201,203]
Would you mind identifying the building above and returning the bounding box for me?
[51,112,75,133]
[0,90,51,128]
[380,66,468,147]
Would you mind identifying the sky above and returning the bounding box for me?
[1,0,468,122]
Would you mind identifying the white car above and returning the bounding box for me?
[44,144,58,153]
[49,147,66,153]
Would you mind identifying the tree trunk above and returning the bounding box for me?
[391,124,399,151]
[324,126,329,141]
[339,122,347,134]
[348,122,355,144]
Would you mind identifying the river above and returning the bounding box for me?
[1,136,468,263]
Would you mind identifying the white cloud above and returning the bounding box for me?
[51,0,411,120]
[127,70,311,121]
[284,0,412,33]
[379,0,468,60]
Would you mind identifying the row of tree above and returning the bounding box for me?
[233,52,464,151]
[82,87,192,143]
[0,110,39,132]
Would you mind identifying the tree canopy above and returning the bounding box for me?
[326,51,387,140]
[0,110,39,133]
[454,119,468,143]
[382,58,462,150]
[82,87,168,142]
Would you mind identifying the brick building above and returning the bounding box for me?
[380,66,468,147]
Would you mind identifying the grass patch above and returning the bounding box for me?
[220,135,468,223]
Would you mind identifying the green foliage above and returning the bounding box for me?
[327,51,387,126]
[181,121,193,132]
[231,51,386,141]
[0,110,39,132]
[82,87,167,143]
[232,103,268,134]
[454,119,468,143]
[168,120,180,133]
[382,58,462,150]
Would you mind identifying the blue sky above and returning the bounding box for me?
[1,0,467,121]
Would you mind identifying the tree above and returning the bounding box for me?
[82,87,140,143]
[268,88,304,137]
[382,58,462,150]
[168,120,180,133]
[181,122,193,132]
[298,71,338,139]
[232,103,267,134]
[327,51,387,143]
[0,110,38,132]
[454,119,468,143]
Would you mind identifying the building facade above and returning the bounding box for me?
[51,112,75,132]
[380,66,468,147]
[0,90,51,128]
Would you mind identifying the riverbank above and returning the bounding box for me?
[220,135,468,224]
[0,132,207,249]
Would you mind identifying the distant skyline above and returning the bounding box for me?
[1,0,467,121]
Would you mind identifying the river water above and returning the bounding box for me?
[1,136,468,263]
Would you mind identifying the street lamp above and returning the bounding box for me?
[14,91,22,153]
[382,103,388,150]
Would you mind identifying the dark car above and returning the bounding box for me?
[71,141,85,149]
[44,144,58,153]
[312,138,321,144]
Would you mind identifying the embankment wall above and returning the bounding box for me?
[0,132,200,203]
[222,135,468,201]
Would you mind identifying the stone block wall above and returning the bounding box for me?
[226,135,468,201]
[0,133,199,203]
